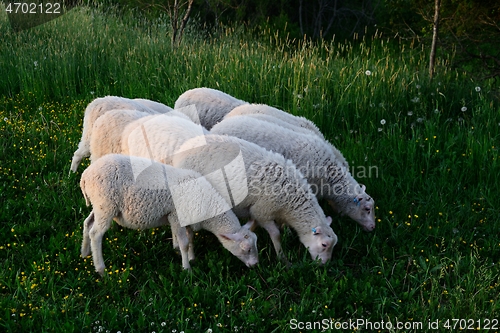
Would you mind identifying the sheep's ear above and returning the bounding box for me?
[220,233,243,242]
[243,220,256,231]
[360,184,366,192]
[325,216,332,226]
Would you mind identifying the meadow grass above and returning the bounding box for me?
[1,4,499,332]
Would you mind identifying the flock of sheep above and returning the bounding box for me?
[70,88,376,275]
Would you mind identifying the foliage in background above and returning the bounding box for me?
[381,0,500,80]
[0,4,499,332]
[101,0,500,80]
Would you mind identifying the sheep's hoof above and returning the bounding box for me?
[81,249,90,258]
[96,267,105,277]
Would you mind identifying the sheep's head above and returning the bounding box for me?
[328,184,376,232]
[300,216,338,264]
[220,220,259,267]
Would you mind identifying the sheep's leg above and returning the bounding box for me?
[88,211,112,276]
[81,211,95,258]
[169,219,191,270]
[261,221,289,264]
[70,141,89,173]
[186,227,195,261]
[172,232,179,249]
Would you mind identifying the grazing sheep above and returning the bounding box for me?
[89,109,197,163]
[225,103,325,139]
[80,154,258,275]
[211,116,376,232]
[172,134,338,264]
[174,87,247,129]
[70,96,178,173]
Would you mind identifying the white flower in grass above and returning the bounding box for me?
[417,117,424,123]
[365,70,372,76]
[3,117,7,122]
[416,84,421,89]
[407,111,413,116]
[461,106,467,112]
[206,329,213,333]
[378,128,383,132]
[34,61,38,67]
[161,322,166,327]
[434,109,439,114]
[380,119,386,125]
[411,97,420,103]
[475,86,481,92]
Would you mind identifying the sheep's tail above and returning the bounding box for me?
[80,178,91,207]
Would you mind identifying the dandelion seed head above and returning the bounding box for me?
[407,111,413,116]
[378,128,383,132]
[475,86,481,92]
[416,84,421,89]
[461,106,467,112]
[365,70,371,76]
[380,119,386,125]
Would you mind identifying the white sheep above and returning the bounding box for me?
[86,113,337,263]
[88,109,200,164]
[80,153,258,275]
[172,134,338,264]
[225,103,325,139]
[211,116,376,231]
[70,96,180,173]
[174,87,247,129]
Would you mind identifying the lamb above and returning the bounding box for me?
[174,87,248,129]
[225,103,325,139]
[80,153,258,275]
[70,96,184,173]
[211,116,376,232]
[88,109,203,164]
[172,134,338,264]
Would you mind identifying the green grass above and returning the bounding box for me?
[1,4,499,333]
